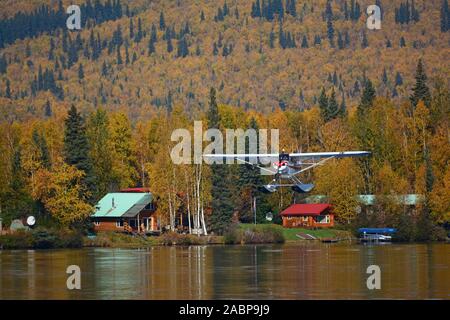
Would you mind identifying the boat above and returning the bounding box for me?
[358,228,397,243]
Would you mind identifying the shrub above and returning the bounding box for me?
[224,224,285,244]
[32,228,58,249]
[0,228,84,249]
[159,232,198,245]
[0,231,34,249]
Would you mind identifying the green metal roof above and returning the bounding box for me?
[92,192,152,218]
[304,194,424,205]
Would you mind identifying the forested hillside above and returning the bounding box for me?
[0,0,449,117]
[0,0,449,240]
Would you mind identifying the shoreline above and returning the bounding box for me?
[2,225,445,250]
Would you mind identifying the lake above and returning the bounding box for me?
[0,243,449,299]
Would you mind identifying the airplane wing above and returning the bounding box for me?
[203,151,370,159]
[289,151,370,159]
[203,154,279,159]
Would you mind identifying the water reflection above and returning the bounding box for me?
[0,243,448,299]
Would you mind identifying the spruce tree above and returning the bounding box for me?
[167,37,173,53]
[301,35,308,48]
[5,79,11,98]
[208,88,234,234]
[327,18,334,47]
[44,100,52,117]
[63,105,95,200]
[410,59,431,108]
[78,63,84,80]
[357,79,376,117]
[236,117,270,223]
[327,87,339,121]
[318,87,329,121]
[159,11,165,30]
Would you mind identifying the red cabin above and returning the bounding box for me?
[280,204,334,228]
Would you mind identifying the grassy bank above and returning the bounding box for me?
[281,227,353,241]
[224,224,285,244]
[0,228,83,249]
[1,224,354,250]
[83,231,224,248]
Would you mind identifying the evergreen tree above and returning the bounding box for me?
[135,18,143,43]
[148,37,156,55]
[269,30,275,48]
[395,72,403,86]
[0,54,7,74]
[129,18,134,40]
[87,109,114,201]
[167,37,173,53]
[357,79,376,117]
[101,61,108,76]
[327,18,334,47]
[386,39,392,48]
[339,94,347,117]
[208,88,234,234]
[159,11,166,30]
[361,31,369,48]
[5,79,11,98]
[236,118,270,223]
[410,59,431,108]
[78,63,84,80]
[441,0,450,32]
[301,35,308,48]
[1,147,34,223]
[318,87,329,120]
[327,87,339,121]
[382,68,388,85]
[44,100,52,117]
[337,31,344,49]
[116,45,123,64]
[63,105,95,200]
[32,129,51,169]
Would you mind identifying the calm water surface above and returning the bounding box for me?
[0,243,449,299]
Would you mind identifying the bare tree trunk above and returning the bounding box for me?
[201,203,207,236]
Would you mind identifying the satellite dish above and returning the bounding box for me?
[265,212,273,221]
[26,216,36,226]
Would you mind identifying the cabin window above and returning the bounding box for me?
[94,221,100,226]
[316,215,330,224]
[144,203,154,211]
[116,220,124,227]
[129,219,137,228]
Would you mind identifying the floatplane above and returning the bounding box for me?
[204,149,370,193]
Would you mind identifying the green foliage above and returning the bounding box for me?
[64,105,95,200]
[0,228,83,249]
[410,59,432,108]
[224,224,285,244]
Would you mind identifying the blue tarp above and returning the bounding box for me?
[358,228,397,234]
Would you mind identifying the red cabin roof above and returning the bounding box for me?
[120,187,151,193]
[280,204,332,216]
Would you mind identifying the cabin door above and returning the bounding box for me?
[143,218,150,231]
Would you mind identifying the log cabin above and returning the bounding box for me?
[91,188,160,233]
[280,203,334,228]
